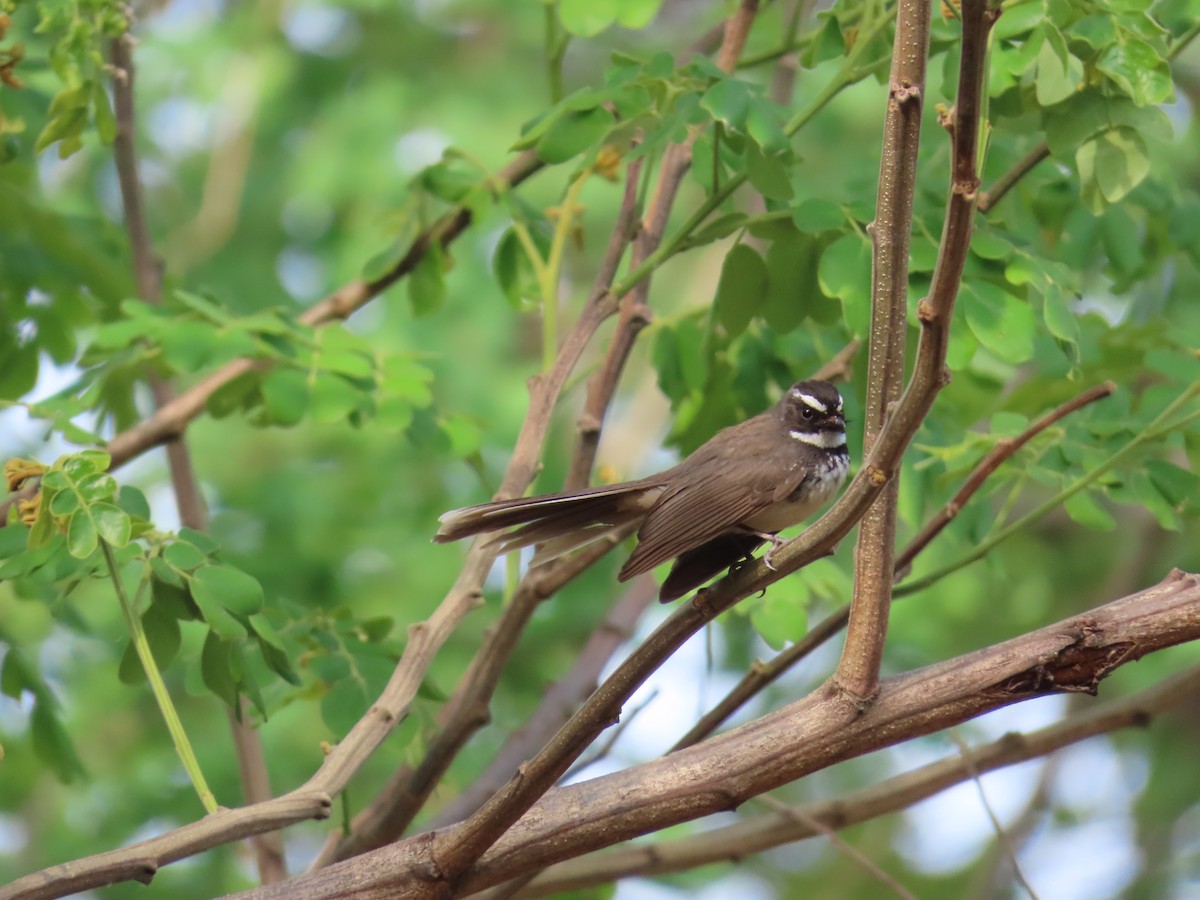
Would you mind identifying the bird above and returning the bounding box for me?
[434,379,850,602]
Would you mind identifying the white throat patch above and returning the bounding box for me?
[789,429,847,449]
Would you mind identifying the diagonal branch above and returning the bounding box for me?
[519,660,1200,897]
[228,569,1200,899]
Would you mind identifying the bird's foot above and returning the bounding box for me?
[738,527,787,571]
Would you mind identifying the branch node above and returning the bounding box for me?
[891,80,921,103]
[865,465,889,487]
[936,102,955,131]
[916,297,935,323]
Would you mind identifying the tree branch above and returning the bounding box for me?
[977,142,1050,214]
[837,0,932,704]
[673,379,1117,749]
[226,569,1200,899]
[520,660,1200,897]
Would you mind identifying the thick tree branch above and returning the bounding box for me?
[520,660,1200,897]
[838,0,933,704]
[228,569,1200,899]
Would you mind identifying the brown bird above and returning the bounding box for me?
[434,380,850,601]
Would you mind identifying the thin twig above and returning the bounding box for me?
[895,380,1115,576]
[948,730,1041,899]
[756,795,919,900]
[977,142,1050,213]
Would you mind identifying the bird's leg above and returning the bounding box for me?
[737,527,788,570]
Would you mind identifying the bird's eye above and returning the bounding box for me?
[802,407,814,419]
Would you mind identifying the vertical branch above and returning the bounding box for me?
[108,30,285,885]
[835,0,932,704]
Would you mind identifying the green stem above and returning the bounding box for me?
[102,541,218,813]
[544,5,567,103]
[540,171,589,371]
[895,387,1200,597]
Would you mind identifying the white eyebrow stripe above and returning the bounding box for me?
[789,429,846,448]
[794,392,827,413]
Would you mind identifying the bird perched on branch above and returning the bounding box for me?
[435,379,850,601]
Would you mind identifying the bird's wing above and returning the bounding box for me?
[618,451,805,582]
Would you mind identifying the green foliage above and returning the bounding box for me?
[0,0,1198,895]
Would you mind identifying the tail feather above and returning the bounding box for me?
[434,481,658,544]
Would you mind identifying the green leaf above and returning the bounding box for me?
[687,212,749,248]
[1130,471,1180,531]
[818,233,872,337]
[745,98,790,157]
[1064,490,1116,530]
[359,616,394,642]
[192,563,265,617]
[260,368,310,426]
[743,142,793,201]
[962,282,1035,364]
[201,632,238,707]
[31,703,85,782]
[713,243,768,338]
[791,199,843,232]
[310,372,365,425]
[1097,39,1172,106]
[1077,128,1149,211]
[66,511,98,559]
[164,540,208,572]
[91,503,131,548]
[1034,28,1082,106]
[1041,284,1080,360]
[700,79,751,129]
[116,486,151,520]
[180,527,221,555]
[1146,460,1200,507]
[159,320,223,373]
[559,0,619,36]
[321,677,370,737]
[535,107,614,164]
[763,230,826,333]
[75,473,117,502]
[615,0,663,29]
[49,489,81,517]
[440,414,484,458]
[206,371,262,419]
[189,573,248,640]
[408,245,447,316]
[1045,92,1172,159]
